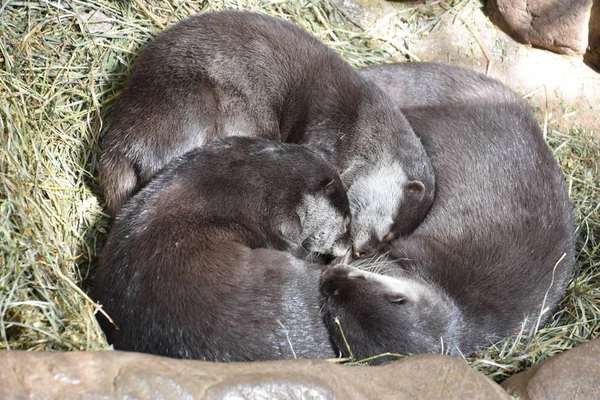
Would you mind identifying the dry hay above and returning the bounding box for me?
[1,0,598,382]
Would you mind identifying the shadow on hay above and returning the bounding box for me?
[77,47,146,294]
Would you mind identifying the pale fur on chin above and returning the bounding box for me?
[345,267,423,302]
[348,160,407,249]
[297,193,350,257]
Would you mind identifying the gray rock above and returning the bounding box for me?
[488,0,593,55]
[0,350,509,399]
[502,337,600,399]
[585,0,600,69]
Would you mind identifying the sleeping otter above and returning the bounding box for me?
[320,63,575,363]
[94,137,350,360]
[99,11,435,255]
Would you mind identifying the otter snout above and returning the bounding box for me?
[352,239,385,259]
[353,245,375,259]
[320,265,354,298]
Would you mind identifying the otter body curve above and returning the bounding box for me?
[320,63,575,362]
[100,11,434,253]
[94,137,351,360]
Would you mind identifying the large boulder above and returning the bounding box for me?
[488,0,593,55]
[585,0,600,69]
[502,337,600,399]
[0,350,509,399]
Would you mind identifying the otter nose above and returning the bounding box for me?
[352,246,373,259]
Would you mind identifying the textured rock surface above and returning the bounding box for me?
[585,0,600,69]
[502,337,600,399]
[488,0,593,55]
[0,350,509,399]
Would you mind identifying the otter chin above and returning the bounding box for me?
[347,159,429,258]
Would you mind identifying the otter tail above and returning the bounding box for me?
[99,149,139,217]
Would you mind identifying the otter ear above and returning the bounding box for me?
[404,180,425,197]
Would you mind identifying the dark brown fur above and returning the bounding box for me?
[99,11,434,254]
[94,137,351,360]
[320,63,575,363]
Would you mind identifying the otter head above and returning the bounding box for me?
[345,161,431,258]
[320,264,464,363]
[269,144,352,259]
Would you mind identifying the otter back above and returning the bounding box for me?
[320,63,574,362]
[94,137,350,360]
[99,11,434,256]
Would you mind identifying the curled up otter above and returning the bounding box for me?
[95,10,573,364]
[93,137,351,360]
[99,11,435,255]
[320,63,575,363]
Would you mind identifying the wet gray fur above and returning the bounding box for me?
[94,137,351,361]
[99,11,435,254]
[320,63,575,363]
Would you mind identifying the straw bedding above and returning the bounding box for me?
[1,0,597,382]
